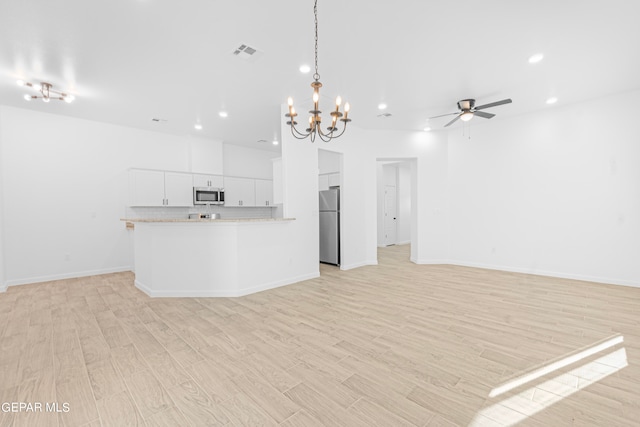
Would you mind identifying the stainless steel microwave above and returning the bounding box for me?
[193,187,225,205]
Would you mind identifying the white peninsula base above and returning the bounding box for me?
[129,218,306,297]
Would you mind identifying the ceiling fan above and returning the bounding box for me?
[430,98,512,127]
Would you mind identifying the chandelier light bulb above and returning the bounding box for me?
[24,94,32,101]
[312,92,319,103]
[336,96,342,107]
[291,106,296,115]
[64,95,75,103]
[287,97,294,106]
[42,97,50,103]
[32,83,41,91]
[17,79,25,86]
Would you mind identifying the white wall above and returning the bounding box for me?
[189,136,223,174]
[0,106,224,286]
[397,162,411,244]
[0,109,5,292]
[223,144,279,179]
[318,149,341,174]
[448,90,640,286]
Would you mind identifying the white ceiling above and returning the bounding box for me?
[1,0,639,152]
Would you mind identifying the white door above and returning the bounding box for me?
[384,185,397,246]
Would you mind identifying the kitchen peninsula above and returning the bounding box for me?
[125,218,296,297]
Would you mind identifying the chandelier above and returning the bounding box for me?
[17,80,75,103]
[285,0,351,142]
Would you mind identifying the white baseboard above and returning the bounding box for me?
[0,284,6,293]
[5,266,133,288]
[411,258,449,265]
[447,260,640,288]
[396,240,411,246]
[340,260,378,271]
[135,272,321,298]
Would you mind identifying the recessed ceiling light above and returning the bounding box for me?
[378,103,387,110]
[299,64,311,73]
[194,124,203,130]
[528,53,544,64]
[218,111,228,118]
[272,140,279,145]
[423,127,431,132]
[546,97,558,105]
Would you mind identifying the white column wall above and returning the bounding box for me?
[397,163,412,245]
[447,90,640,286]
[0,108,5,292]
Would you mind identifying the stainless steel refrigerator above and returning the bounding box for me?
[319,188,340,265]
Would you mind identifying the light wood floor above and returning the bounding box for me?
[1,245,639,426]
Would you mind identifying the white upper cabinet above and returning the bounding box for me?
[319,173,340,191]
[193,174,223,188]
[328,173,341,187]
[224,177,256,207]
[129,169,165,207]
[129,169,193,207]
[255,179,273,206]
[164,172,194,206]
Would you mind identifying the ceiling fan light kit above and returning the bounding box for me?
[17,80,75,103]
[285,0,351,143]
[430,98,512,127]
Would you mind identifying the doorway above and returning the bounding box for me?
[376,159,415,258]
[318,149,343,267]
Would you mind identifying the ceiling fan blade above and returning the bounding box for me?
[444,115,461,127]
[429,112,459,119]
[475,98,512,110]
[473,110,495,119]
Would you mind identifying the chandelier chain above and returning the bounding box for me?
[284,0,350,142]
[313,0,320,81]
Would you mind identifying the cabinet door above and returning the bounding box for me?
[193,174,224,188]
[318,174,329,191]
[129,169,165,206]
[224,177,255,207]
[328,173,341,188]
[164,172,194,206]
[255,179,273,206]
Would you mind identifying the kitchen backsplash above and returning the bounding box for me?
[125,205,278,220]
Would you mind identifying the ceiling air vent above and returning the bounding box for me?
[232,44,263,62]
[377,113,392,118]
[151,118,168,123]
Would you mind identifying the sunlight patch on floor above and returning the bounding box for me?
[470,336,628,426]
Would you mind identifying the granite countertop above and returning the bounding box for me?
[121,217,295,223]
